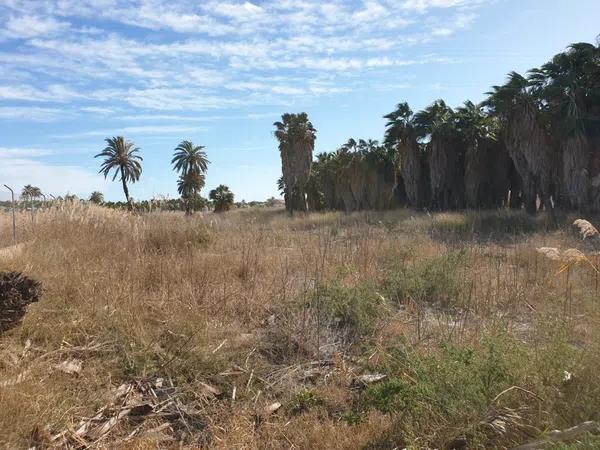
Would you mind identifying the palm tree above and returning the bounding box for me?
[177,171,206,215]
[485,72,555,214]
[21,185,41,221]
[209,184,234,212]
[172,140,209,215]
[529,43,600,211]
[95,136,142,211]
[274,113,317,214]
[89,191,104,205]
[455,101,511,208]
[172,140,209,175]
[384,102,428,208]
[21,185,41,201]
[413,100,465,210]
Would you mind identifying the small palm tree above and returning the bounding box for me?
[21,185,41,221]
[89,191,104,205]
[177,171,206,215]
[172,141,209,175]
[95,136,142,211]
[209,185,234,212]
[172,140,209,214]
[21,185,41,201]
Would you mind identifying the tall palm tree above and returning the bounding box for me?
[172,140,209,215]
[485,72,555,214]
[209,184,234,212]
[384,102,428,208]
[529,43,600,211]
[274,113,317,214]
[455,101,511,208]
[309,152,339,210]
[413,100,464,210]
[177,171,206,215]
[95,136,142,211]
[89,191,104,205]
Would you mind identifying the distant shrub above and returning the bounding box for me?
[427,210,543,240]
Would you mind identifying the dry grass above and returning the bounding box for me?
[1,204,600,449]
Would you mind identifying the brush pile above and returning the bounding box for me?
[0,271,42,334]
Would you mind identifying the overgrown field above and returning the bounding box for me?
[2,205,600,449]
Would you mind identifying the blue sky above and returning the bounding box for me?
[0,0,598,202]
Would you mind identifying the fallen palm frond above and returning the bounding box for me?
[32,378,210,449]
[446,407,537,450]
[512,420,600,449]
[573,219,599,240]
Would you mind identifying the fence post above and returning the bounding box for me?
[3,184,17,245]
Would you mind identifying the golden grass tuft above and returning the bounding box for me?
[573,218,599,240]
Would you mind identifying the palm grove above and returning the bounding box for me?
[276,41,600,215]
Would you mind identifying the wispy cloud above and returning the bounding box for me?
[53,124,207,139]
[0,146,53,158]
[0,0,485,139]
[1,15,69,39]
[0,0,485,115]
[0,106,65,121]
[0,146,107,199]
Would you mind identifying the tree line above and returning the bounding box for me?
[94,137,235,214]
[2,139,237,214]
[276,40,600,215]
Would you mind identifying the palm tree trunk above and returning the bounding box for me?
[120,166,132,211]
[399,140,425,208]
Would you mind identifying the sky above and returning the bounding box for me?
[0,0,599,202]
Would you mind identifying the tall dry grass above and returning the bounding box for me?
[1,204,600,448]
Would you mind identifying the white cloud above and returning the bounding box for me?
[271,85,304,95]
[0,106,64,121]
[205,1,264,20]
[54,124,207,138]
[80,106,115,115]
[353,1,388,22]
[0,158,107,199]
[401,0,470,12]
[0,147,53,158]
[0,84,84,102]
[2,15,69,39]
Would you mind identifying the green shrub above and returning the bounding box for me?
[290,389,323,414]
[384,251,466,307]
[363,338,514,418]
[313,280,384,336]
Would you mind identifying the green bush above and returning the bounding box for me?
[290,389,323,414]
[314,280,384,336]
[363,338,515,419]
[384,251,466,307]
